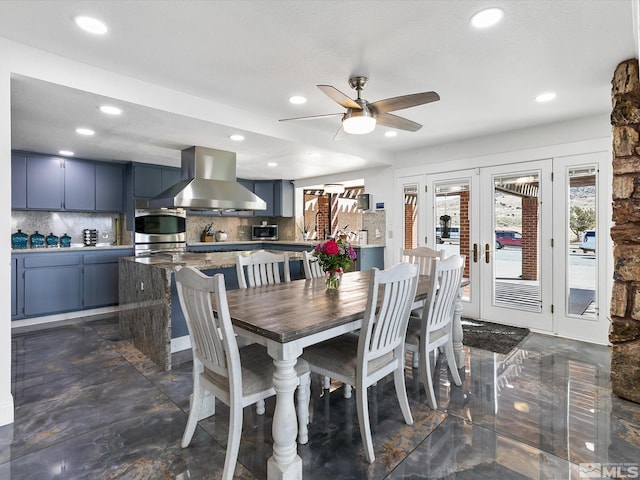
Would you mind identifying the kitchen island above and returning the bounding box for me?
[118,250,304,370]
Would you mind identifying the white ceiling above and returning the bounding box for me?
[2,1,637,180]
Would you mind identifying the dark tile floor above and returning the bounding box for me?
[3,315,640,479]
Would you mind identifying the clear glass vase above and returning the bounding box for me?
[324,270,343,291]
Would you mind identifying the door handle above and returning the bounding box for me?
[485,243,490,263]
[473,243,478,263]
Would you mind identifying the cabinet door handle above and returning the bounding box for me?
[473,243,478,263]
[485,243,490,263]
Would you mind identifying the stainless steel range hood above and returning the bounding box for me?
[148,146,267,211]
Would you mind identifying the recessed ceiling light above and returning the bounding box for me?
[74,16,108,35]
[76,127,95,136]
[229,134,245,141]
[99,105,122,115]
[385,131,398,137]
[306,152,321,158]
[59,150,74,156]
[289,96,307,105]
[536,92,557,103]
[470,8,504,29]
[267,162,278,167]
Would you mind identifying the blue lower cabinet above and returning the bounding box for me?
[354,247,385,271]
[11,257,18,317]
[13,249,134,320]
[23,254,83,316]
[83,251,132,308]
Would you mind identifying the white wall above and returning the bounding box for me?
[0,58,14,426]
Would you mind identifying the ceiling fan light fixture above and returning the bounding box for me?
[323,183,345,194]
[342,110,376,135]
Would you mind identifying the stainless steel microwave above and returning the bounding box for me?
[252,224,278,240]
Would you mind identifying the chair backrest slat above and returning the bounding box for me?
[401,247,445,276]
[175,267,241,387]
[303,250,324,279]
[358,263,419,372]
[236,251,291,289]
[424,255,464,334]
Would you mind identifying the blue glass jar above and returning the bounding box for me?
[11,229,28,249]
[60,233,72,248]
[30,231,45,248]
[46,233,59,247]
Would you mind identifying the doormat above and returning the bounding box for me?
[461,319,530,355]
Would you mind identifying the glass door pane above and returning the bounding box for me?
[567,167,597,319]
[425,170,479,319]
[403,183,419,250]
[492,171,541,312]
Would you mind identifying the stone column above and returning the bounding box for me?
[610,58,640,404]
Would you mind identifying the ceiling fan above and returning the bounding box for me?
[279,76,439,137]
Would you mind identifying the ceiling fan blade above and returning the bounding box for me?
[317,85,361,109]
[279,113,343,122]
[333,125,345,142]
[376,113,422,132]
[370,91,440,114]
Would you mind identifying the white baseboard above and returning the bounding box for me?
[11,306,119,330]
[171,335,191,353]
[0,393,14,427]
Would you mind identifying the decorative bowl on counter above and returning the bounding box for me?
[11,229,28,249]
[29,231,45,248]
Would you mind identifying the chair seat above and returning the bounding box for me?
[204,343,310,397]
[405,316,447,346]
[303,334,395,381]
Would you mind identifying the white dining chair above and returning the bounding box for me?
[404,254,464,410]
[302,250,324,279]
[401,246,446,366]
[175,266,311,480]
[235,250,291,288]
[401,246,445,276]
[302,262,419,463]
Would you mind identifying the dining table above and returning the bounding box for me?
[219,269,466,480]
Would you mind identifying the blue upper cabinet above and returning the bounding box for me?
[26,155,64,209]
[162,167,181,191]
[96,163,124,211]
[11,152,27,209]
[253,181,275,217]
[11,151,125,212]
[254,179,294,217]
[64,159,95,210]
[133,164,180,198]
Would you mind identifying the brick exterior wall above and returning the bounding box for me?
[404,203,416,249]
[459,190,470,277]
[521,197,539,281]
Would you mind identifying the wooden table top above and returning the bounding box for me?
[222,270,431,344]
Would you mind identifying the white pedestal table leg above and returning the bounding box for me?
[452,285,466,367]
[267,355,303,480]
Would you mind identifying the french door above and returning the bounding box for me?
[403,154,606,341]
[478,160,553,331]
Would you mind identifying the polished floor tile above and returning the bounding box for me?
[2,316,639,479]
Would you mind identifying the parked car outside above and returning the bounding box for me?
[495,230,522,248]
[580,230,596,252]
